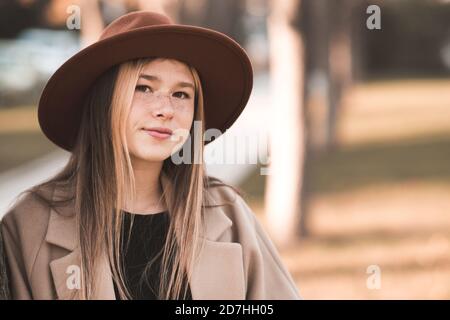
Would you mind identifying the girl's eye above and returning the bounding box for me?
[135,85,152,93]
[173,91,190,99]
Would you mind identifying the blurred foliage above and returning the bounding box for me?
[360,0,450,77]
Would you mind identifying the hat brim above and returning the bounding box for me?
[38,24,253,151]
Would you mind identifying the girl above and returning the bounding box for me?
[1,11,301,300]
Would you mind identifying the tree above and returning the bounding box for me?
[264,0,305,247]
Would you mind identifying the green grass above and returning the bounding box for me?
[0,105,58,173]
[239,133,450,198]
[0,131,57,173]
[309,134,450,194]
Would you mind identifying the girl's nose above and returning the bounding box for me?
[151,97,175,119]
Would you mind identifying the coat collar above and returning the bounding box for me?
[44,181,245,300]
[44,185,234,250]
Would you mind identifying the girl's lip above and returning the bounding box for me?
[142,128,172,139]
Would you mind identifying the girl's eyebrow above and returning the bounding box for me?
[138,73,194,90]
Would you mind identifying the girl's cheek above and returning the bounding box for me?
[129,103,145,120]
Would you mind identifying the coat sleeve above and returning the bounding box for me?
[231,194,302,300]
[0,216,33,299]
[0,224,11,300]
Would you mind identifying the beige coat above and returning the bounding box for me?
[1,182,301,300]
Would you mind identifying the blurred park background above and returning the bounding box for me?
[1,0,450,299]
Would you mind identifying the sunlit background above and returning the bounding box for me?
[1,0,450,299]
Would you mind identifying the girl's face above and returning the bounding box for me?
[126,58,195,164]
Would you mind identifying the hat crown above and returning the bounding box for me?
[99,11,173,41]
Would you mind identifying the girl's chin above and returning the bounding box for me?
[132,152,170,162]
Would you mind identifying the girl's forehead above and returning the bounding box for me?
[142,58,191,73]
[140,59,194,84]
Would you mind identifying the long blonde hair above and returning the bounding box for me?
[24,57,243,299]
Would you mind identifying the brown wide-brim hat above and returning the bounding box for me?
[38,10,253,152]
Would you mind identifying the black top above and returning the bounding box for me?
[113,211,192,300]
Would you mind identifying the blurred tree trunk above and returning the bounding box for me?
[78,0,178,47]
[351,0,368,82]
[79,0,104,47]
[177,0,246,44]
[302,0,353,153]
[302,0,331,153]
[299,0,355,237]
[327,0,353,148]
[265,0,305,247]
[137,0,166,13]
[298,0,330,238]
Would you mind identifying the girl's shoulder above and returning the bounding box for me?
[1,182,72,241]
[204,182,242,222]
[204,175,246,209]
[0,184,56,267]
[2,184,54,224]
[204,176,260,239]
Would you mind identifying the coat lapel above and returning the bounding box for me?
[45,186,80,299]
[45,186,246,300]
[189,207,246,300]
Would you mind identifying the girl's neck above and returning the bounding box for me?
[122,158,166,215]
